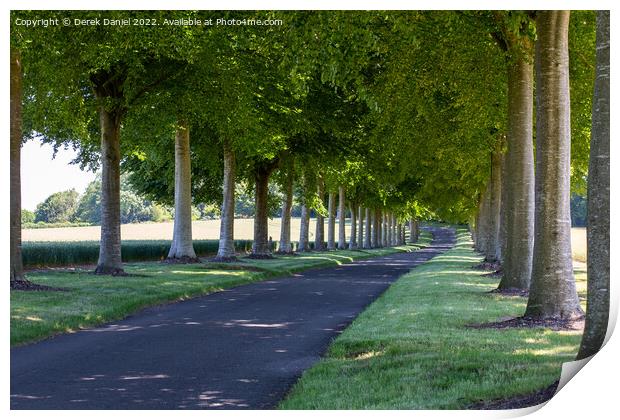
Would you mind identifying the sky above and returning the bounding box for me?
[20,138,97,211]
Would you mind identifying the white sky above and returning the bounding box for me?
[20,138,97,211]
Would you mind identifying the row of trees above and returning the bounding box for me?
[10,11,608,356]
[470,11,609,358]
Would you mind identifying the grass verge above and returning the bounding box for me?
[279,227,586,409]
[11,232,432,347]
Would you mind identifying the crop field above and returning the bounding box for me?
[571,227,587,263]
[22,217,355,242]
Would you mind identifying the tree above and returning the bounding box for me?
[215,140,237,261]
[166,121,198,262]
[10,47,27,288]
[524,11,583,319]
[21,209,35,224]
[327,191,336,250]
[577,10,610,359]
[492,12,536,291]
[337,186,346,249]
[277,157,295,254]
[34,189,79,223]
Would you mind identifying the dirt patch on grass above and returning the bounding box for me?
[473,261,501,271]
[468,381,558,410]
[482,269,503,278]
[487,287,528,297]
[162,256,202,264]
[10,280,68,292]
[203,263,268,272]
[467,316,584,331]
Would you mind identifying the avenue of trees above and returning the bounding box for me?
[10,11,609,357]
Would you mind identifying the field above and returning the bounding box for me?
[23,217,348,242]
[571,227,587,263]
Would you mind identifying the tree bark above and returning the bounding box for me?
[357,206,364,248]
[371,208,379,248]
[338,186,346,249]
[364,208,371,248]
[298,176,310,252]
[485,145,503,262]
[10,48,29,288]
[525,11,582,319]
[277,162,294,254]
[167,121,198,262]
[498,41,535,290]
[396,223,403,246]
[379,211,388,248]
[578,10,610,359]
[387,212,393,246]
[496,149,508,263]
[94,103,124,275]
[250,161,277,258]
[475,188,491,254]
[214,141,236,261]
[327,192,336,250]
[314,182,325,251]
[393,215,398,245]
[299,204,310,252]
[348,204,357,249]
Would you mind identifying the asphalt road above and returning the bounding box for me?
[11,226,455,409]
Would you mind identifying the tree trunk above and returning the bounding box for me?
[525,11,582,319]
[94,105,124,275]
[357,206,364,248]
[475,188,490,254]
[371,208,379,248]
[396,223,402,246]
[393,215,398,245]
[167,121,198,262]
[299,204,310,252]
[485,145,503,262]
[498,41,535,290]
[496,149,508,263]
[364,208,371,248]
[379,211,388,248]
[298,176,310,252]
[578,10,610,359]
[348,204,357,249]
[315,182,325,251]
[338,186,346,249]
[387,212,393,246]
[215,141,236,261]
[277,163,294,254]
[10,48,29,288]
[250,162,277,258]
[327,192,336,250]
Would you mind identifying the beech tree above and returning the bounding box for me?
[578,10,610,358]
[10,47,29,289]
[524,11,583,320]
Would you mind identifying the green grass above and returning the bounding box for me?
[11,233,432,347]
[279,227,586,409]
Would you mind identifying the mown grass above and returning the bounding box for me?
[12,233,432,347]
[279,227,586,409]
